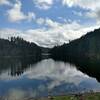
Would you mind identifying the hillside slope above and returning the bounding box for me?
[0,37,41,58]
[50,28,100,62]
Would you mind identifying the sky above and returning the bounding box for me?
[0,0,100,47]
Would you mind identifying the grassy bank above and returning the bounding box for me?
[27,92,100,100]
[1,92,100,100]
[50,93,100,100]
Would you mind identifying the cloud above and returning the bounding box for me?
[62,0,76,7]
[7,0,36,22]
[0,17,100,47]
[36,18,45,25]
[73,11,83,17]
[23,59,90,89]
[33,0,53,10]
[27,12,36,22]
[25,20,82,47]
[62,0,100,23]
[0,28,22,38]
[0,0,11,5]
[86,9,100,23]
[62,0,100,10]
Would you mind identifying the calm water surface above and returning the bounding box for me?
[0,58,100,99]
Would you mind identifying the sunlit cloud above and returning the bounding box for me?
[33,0,53,10]
[7,0,36,22]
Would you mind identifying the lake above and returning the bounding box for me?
[0,57,100,99]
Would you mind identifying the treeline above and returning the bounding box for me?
[50,28,100,62]
[0,37,41,58]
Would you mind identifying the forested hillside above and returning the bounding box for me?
[0,37,41,58]
[50,28,100,62]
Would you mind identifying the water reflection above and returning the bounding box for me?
[74,61,100,82]
[0,58,100,99]
[0,56,41,77]
[52,57,100,83]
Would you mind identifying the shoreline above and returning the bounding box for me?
[0,92,100,100]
